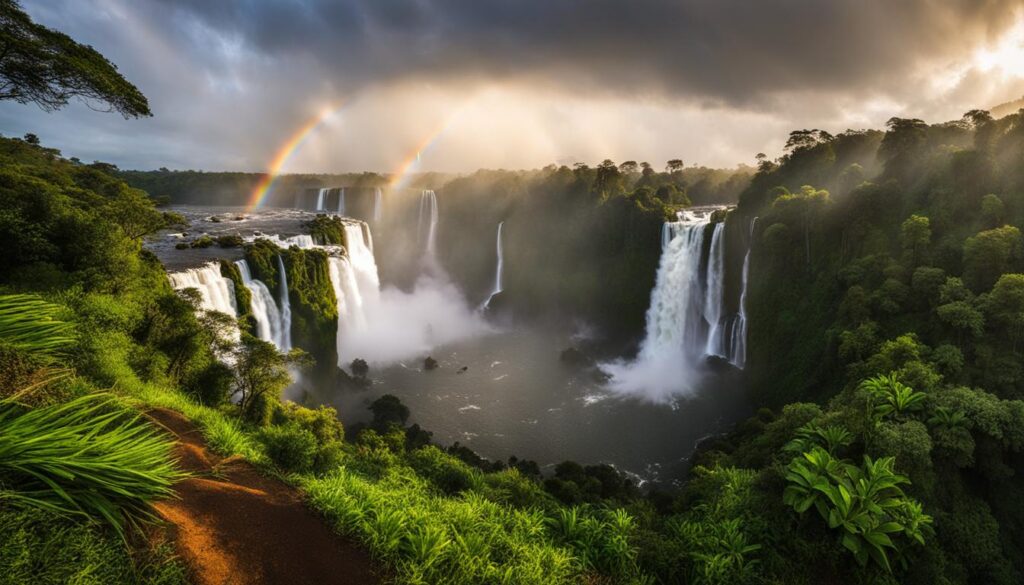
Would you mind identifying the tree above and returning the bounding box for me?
[666,159,684,173]
[963,225,1024,291]
[900,215,931,268]
[0,0,150,117]
[982,274,1024,350]
[618,160,638,174]
[350,358,369,379]
[980,194,1004,228]
[232,335,308,424]
[369,394,410,429]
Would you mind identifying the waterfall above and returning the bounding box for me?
[373,187,383,222]
[168,262,238,316]
[331,223,382,366]
[703,222,726,356]
[729,217,757,368]
[276,255,292,350]
[316,188,328,211]
[418,189,439,260]
[337,187,346,215]
[234,259,286,348]
[483,221,505,309]
[604,209,732,400]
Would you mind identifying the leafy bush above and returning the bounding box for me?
[259,423,318,473]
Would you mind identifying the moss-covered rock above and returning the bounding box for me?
[305,215,347,247]
[220,259,254,335]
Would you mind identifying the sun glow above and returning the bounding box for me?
[974,18,1024,78]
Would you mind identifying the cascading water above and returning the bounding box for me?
[276,255,292,350]
[483,221,505,309]
[332,223,382,366]
[729,217,757,368]
[168,262,238,316]
[316,188,328,211]
[418,189,439,262]
[703,222,726,356]
[234,259,286,348]
[337,187,346,215]
[373,188,383,222]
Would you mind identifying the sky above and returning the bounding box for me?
[4,0,1024,174]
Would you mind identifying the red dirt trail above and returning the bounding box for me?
[147,408,380,585]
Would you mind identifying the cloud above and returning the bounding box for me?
[2,0,1022,172]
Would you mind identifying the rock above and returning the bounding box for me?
[457,366,468,374]
[424,356,439,371]
[705,354,738,373]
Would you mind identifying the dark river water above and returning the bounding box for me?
[153,205,752,486]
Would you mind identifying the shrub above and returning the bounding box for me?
[259,423,318,473]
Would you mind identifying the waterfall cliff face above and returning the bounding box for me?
[605,208,753,400]
[483,221,504,309]
[168,262,238,316]
[276,255,293,350]
[730,217,757,368]
[235,259,287,348]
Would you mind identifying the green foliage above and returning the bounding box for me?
[860,374,927,422]
[0,294,74,361]
[0,506,185,585]
[783,447,931,571]
[306,214,347,246]
[963,226,1023,292]
[0,0,151,117]
[0,393,184,538]
[259,423,318,473]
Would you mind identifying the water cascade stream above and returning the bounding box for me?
[276,255,293,350]
[315,188,328,211]
[373,188,383,222]
[234,259,287,348]
[483,221,505,309]
[168,262,238,316]
[337,187,346,215]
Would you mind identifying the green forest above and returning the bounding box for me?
[4,0,1024,584]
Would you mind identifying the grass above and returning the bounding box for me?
[0,295,75,359]
[0,393,185,538]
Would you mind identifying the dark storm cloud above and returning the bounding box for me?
[155,0,1021,105]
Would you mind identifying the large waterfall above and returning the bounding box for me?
[316,188,329,212]
[483,221,504,309]
[168,262,238,316]
[235,259,288,349]
[605,209,752,401]
[337,187,346,215]
[276,255,293,350]
[332,223,381,366]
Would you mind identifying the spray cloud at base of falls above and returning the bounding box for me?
[603,208,754,402]
[330,216,488,366]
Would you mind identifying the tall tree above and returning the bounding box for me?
[0,0,150,117]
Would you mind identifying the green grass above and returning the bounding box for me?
[0,294,75,359]
[0,506,186,585]
[0,393,185,538]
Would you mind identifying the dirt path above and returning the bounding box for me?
[148,408,380,585]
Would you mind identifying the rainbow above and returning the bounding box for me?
[388,108,464,191]
[246,104,343,210]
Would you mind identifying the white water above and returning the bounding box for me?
[337,187,346,215]
[234,259,287,348]
[703,222,726,356]
[729,217,757,368]
[327,217,487,366]
[168,262,238,316]
[247,234,316,249]
[418,189,439,264]
[483,221,505,309]
[276,255,293,350]
[316,188,328,211]
[604,210,720,402]
[373,187,383,222]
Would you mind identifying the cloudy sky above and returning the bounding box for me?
[4,0,1024,173]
